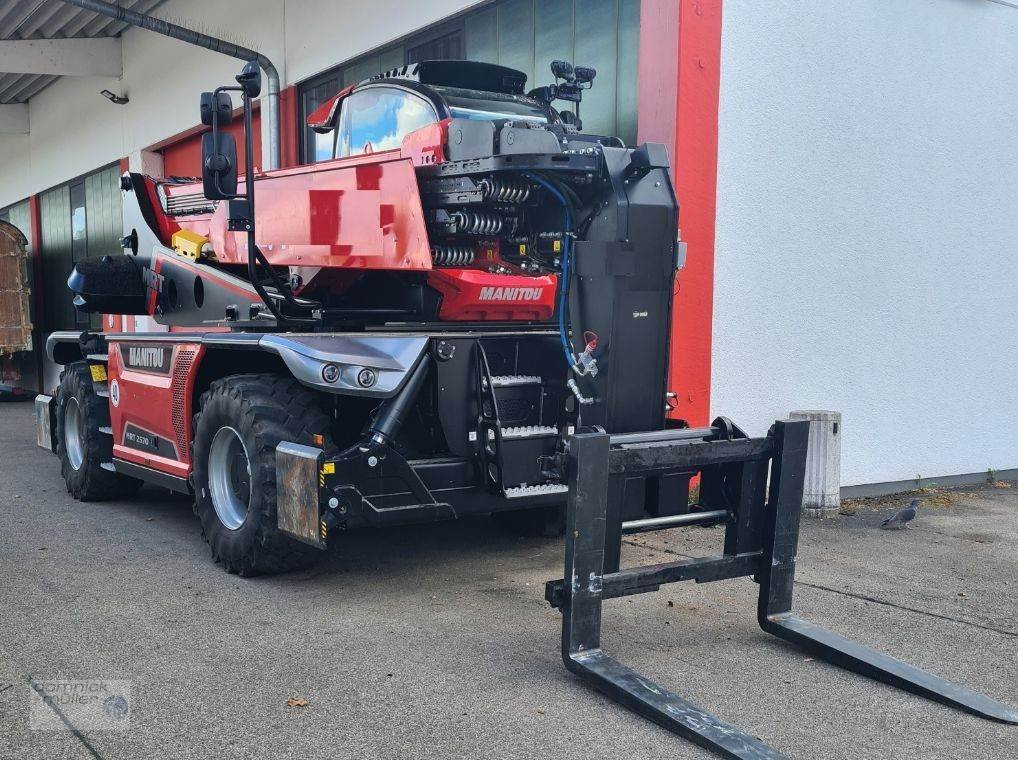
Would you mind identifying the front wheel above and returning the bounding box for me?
[56,362,142,501]
[191,374,335,576]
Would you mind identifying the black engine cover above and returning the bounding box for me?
[569,144,678,434]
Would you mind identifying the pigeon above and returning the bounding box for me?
[881,499,919,530]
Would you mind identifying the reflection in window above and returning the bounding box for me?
[335,88,437,159]
[69,181,87,261]
[313,131,335,163]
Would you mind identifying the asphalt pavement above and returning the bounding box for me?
[0,401,1015,759]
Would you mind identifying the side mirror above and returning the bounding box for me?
[236,61,261,99]
[201,130,238,199]
[199,91,233,126]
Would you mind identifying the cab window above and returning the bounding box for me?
[334,87,437,159]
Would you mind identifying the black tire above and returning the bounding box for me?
[191,374,335,576]
[494,504,566,538]
[56,362,143,501]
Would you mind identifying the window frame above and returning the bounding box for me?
[298,17,468,164]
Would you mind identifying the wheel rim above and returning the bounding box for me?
[64,397,85,471]
[208,426,252,530]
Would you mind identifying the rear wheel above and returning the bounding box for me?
[191,374,335,576]
[56,362,142,500]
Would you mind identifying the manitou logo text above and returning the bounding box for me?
[478,286,544,302]
[129,347,165,368]
[123,345,170,373]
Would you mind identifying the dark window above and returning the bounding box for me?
[302,75,341,163]
[407,30,463,63]
[335,87,438,159]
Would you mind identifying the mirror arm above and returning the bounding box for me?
[237,89,313,322]
[237,87,284,322]
[203,79,312,323]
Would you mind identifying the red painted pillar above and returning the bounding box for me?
[638,0,723,427]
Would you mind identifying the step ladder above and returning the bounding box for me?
[476,346,570,500]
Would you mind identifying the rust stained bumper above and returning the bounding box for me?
[275,441,327,549]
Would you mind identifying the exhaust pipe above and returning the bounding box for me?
[59,0,281,170]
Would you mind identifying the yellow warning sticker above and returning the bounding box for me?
[322,462,336,475]
[553,239,562,253]
[518,243,527,255]
[89,364,107,382]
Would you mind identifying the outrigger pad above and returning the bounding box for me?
[547,419,1017,760]
[275,442,326,549]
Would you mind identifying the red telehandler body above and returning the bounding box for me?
[34,59,1014,758]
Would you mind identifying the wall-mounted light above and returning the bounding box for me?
[100,89,129,105]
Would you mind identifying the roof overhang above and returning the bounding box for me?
[0,0,166,116]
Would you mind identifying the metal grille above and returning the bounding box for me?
[163,191,216,217]
[496,397,532,424]
[171,348,197,459]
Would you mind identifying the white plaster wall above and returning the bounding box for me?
[284,0,482,84]
[0,0,477,209]
[713,0,1018,485]
[0,133,31,204]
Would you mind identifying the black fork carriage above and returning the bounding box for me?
[544,418,1017,760]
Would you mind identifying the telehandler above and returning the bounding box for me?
[35,59,1015,758]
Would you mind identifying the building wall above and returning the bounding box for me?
[0,0,480,209]
[713,0,1018,485]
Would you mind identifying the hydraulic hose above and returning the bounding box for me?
[527,173,581,375]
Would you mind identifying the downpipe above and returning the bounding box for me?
[58,0,281,170]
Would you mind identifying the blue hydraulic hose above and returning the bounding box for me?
[526,173,578,372]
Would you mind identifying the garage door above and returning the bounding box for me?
[39,164,122,332]
[0,201,31,250]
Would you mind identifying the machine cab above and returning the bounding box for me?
[306,60,561,161]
